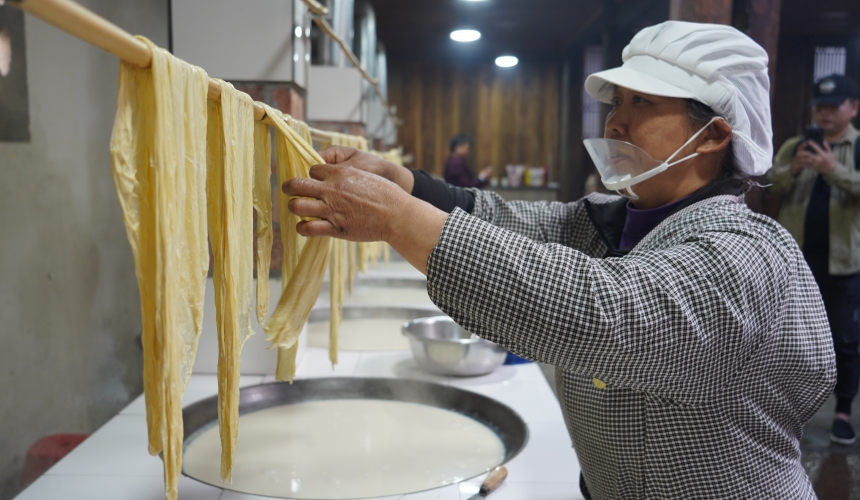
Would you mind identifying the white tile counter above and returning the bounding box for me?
[16,357,583,500]
[16,266,583,500]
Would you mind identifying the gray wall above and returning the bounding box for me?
[0,1,167,498]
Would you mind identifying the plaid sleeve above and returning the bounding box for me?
[426,208,812,405]
[466,189,610,247]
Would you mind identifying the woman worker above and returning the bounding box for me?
[285,22,835,498]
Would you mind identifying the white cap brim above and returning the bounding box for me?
[584,66,698,104]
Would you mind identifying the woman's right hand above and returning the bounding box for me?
[318,146,415,193]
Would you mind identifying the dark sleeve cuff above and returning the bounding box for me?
[411,169,475,214]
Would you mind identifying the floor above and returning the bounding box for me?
[802,395,860,500]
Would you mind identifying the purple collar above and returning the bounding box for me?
[619,195,693,250]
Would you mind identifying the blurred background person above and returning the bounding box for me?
[443,134,494,188]
[767,74,860,446]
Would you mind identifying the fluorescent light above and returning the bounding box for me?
[294,26,302,38]
[495,55,518,67]
[450,30,481,42]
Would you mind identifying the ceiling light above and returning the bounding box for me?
[495,55,518,68]
[294,26,302,38]
[450,30,481,42]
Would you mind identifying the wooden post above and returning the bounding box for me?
[669,0,733,24]
[558,45,586,202]
[734,0,782,95]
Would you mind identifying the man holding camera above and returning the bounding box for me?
[768,74,860,445]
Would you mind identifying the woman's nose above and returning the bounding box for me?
[604,111,625,140]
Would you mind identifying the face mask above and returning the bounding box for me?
[583,117,723,200]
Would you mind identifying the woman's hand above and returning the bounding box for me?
[283,164,448,273]
[318,146,415,193]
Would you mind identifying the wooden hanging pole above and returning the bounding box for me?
[10,0,361,144]
[10,0,151,67]
[298,0,399,122]
[9,0,271,120]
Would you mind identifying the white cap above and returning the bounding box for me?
[584,21,773,177]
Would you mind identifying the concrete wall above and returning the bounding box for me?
[172,0,307,84]
[0,1,167,498]
[307,65,363,122]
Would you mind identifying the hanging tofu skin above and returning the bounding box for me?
[109,37,209,500]
[329,239,346,365]
[273,112,303,380]
[253,121,273,325]
[264,106,331,381]
[347,242,356,294]
[206,80,256,483]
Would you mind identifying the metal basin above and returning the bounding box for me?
[307,306,443,351]
[402,316,507,376]
[319,275,427,292]
[308,305,439,323]
[182,378,528,497]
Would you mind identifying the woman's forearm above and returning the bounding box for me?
[284,163,447,274]
[386,197,448,274]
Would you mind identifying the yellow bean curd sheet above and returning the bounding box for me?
[183,399,505,499]
[110,37,209,500]
[111,40,388,498]
[206,79,257,483]
[265,107,332,380]
[109,46,307,498]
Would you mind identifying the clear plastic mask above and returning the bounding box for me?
[583,117,722,200]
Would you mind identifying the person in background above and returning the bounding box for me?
[767,74,860,446]
[443,134,493,188]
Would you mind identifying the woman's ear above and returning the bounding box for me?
[696,119,732,155]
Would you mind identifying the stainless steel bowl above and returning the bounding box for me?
[402,316,507,376]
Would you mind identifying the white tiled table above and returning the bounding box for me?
[17,265,583,500]
[16,357,582,500]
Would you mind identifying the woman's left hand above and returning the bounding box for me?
[284,164,409,241]
[283,164,448,274]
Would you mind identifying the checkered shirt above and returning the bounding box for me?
[425,191,836,499]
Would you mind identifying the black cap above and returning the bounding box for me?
[813,74,859,106]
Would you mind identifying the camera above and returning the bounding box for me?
[802,126,825,153]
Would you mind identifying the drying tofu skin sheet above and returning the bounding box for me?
[264,106,331,381]
[329,239,346,364]
[253,121,273,325]
[206,79,256,483]
[110,36,209,500]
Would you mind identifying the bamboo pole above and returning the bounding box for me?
[11,0,151,67]
[299,0,398,121]
[12,0,263,121]
[10,0,355,141]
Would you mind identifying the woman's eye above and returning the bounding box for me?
[632,95,649,104]
[610,98,621,107]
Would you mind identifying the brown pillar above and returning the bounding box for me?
[558,45,586,202]
[745,0,782,95]
[669,0,733,24]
